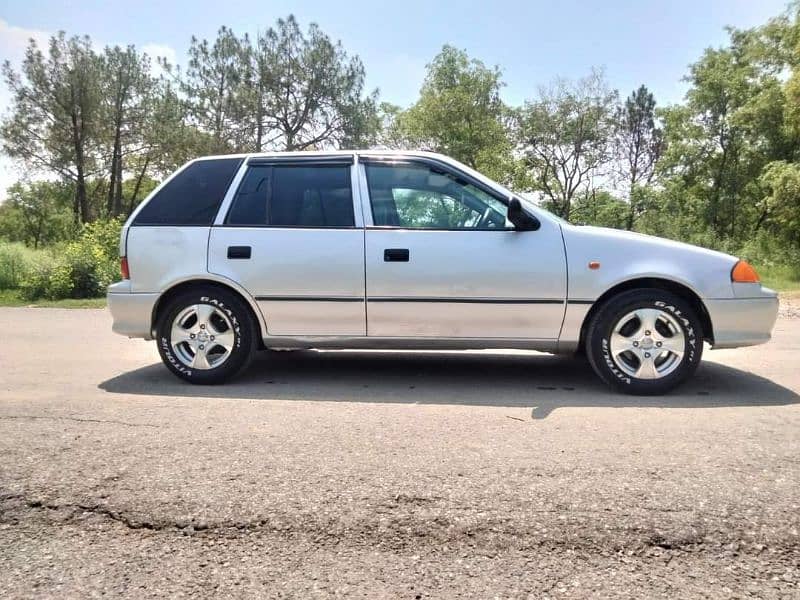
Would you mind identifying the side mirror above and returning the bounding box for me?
[507,197,540,231]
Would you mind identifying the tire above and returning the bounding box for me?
[156,287,257,384]
[585,289,703,395]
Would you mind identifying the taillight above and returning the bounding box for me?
[120,257,130,280]
[731,260,759,283]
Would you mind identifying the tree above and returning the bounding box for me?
[241,16,379,151]
[657,18,795,245]
[391,45,512,181]
[1,33,102,223]
[571,188,628,229]
[100,45,154,216]
[182,26,248,153]
[516,69,618,220]
[758,161,800,247]
[613,85,664,230]
[0,181,75,247]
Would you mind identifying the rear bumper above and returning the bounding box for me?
[706,293,779,349]
[107,281,158,339]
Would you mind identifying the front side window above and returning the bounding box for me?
[133,158,242,226]
[226,164,354,227]
[365,163,511,229]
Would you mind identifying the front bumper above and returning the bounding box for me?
[706,292,779,349]
[107,281,158,339]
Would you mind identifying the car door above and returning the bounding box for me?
[360,157,566,339]
[208,156,366,336]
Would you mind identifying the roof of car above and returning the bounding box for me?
[194,149,452,161]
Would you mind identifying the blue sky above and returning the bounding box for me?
[0,0,792,196]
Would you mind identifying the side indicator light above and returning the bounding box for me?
[588,261,601,270]
[731,260,759,283]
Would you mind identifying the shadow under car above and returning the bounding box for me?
[98,350,799,419]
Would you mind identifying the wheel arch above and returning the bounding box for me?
[151,277,267,343]
[578,277,714,349]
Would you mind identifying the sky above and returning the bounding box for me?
[0,0,792,199]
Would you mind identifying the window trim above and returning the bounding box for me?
[361,156,517,232]
[221,161,358,229]
[247,154,354,166]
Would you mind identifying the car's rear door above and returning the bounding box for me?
[360,156,566,339]
[208,155,366,336]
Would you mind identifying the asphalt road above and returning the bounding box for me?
[1,306,798,598]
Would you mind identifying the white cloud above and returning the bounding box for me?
[0,18,52,116]
[0,19,51,202]
[0,18,51,65]
[141,42,178,76]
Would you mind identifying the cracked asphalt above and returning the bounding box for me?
[1,306,799,598]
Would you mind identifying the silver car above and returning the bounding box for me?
[107,151,779,394]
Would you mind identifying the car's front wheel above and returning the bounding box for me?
[156,287,257,384]
[585,289,703,395]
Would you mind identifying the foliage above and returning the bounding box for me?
[183,26,246,153]
[178,18,380,153]
[18,218,122,300]
[389,45,513,182]
[242,16,380,151]
[515,69,619,220]
[0,241,40,289]
[758,160,800,247]
[1,33,103,222]
[0,181,76,247]
[100,45,154,216]
[613,86,664,229]
[571,190,629,229]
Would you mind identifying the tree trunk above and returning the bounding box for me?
[76,168,89,223]
[626,182,635,230]
[71,100,90,223]
[128,155,150,215]
[112,150,123,216]
[107,119,123,216]
[106,145,118,215]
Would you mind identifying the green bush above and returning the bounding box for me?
[0,241,40,289]
[18,218,122,300]
[18,254,56,300]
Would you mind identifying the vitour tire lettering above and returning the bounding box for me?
[160,336,192,376]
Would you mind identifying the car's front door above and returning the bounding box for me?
[208,156,366,336]
[361,157,567,339]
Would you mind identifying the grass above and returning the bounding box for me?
[756,264,800,292]
[0,288,106,308]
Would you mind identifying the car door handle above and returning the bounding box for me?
[384,248,410,262]
[227,246,251,259]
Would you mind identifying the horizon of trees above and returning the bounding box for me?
[1,5,799,270]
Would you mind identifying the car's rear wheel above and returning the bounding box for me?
[585,289,703,395]
[156,287,257,384]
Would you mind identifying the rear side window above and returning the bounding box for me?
[226,165,354,227]
[133,158,242,225]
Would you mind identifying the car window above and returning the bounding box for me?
[133,158,242,226]
[227,164,354,227]
[365,163,511,229]
[226,166,271,225]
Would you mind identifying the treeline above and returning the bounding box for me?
[1,6,800,276]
